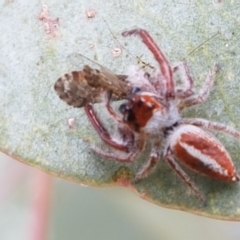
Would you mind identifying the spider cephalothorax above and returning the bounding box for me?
[119,89,180,137]
[84,28,240,204]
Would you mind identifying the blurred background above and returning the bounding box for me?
[1,152,240,240]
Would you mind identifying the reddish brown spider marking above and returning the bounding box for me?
[86,9,96,18]
[54,65,131,108]
[85,28,240,205]
[38,4,59,37]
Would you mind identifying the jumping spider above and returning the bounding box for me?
[84,29,240,204]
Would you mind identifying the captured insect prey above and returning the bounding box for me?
[54,65,132,108]
[55,28,240,205]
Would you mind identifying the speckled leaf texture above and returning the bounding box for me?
[1,0,240,219]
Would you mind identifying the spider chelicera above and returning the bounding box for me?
[84,29,240,204]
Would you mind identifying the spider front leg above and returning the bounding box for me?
[178,64,220,110]
[122,29,175,99]
[104,91,124,124]
[84,104,133,152]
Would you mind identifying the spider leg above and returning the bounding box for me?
[173,61,194,99]
[84,104,133,152]
[133,139,162,182]
[104,91,136,147]
[149,72,166,96]
[164,147,206,205]
[180,118,240,141]
[178,64,219,110]
[122,29,175,99]
[91,137,146,163]
[104,91,124,123]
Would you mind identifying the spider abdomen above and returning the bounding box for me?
[167,124,239,181]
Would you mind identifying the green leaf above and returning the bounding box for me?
[1,0,240,219]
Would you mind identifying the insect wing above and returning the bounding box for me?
[100,66,130,98]
[54,70,103,108]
